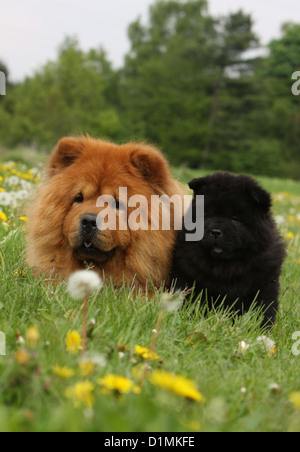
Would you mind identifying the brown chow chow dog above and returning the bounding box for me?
[26,136,185,288]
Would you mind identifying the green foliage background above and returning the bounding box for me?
[0,0,300,178]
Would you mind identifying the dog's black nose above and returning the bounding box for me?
[80,215,98,232]
[210,229,223,238]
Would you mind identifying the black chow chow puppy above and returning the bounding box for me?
[171,172,286,328]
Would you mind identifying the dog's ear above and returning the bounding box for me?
[188,178,207,194]
[249,183,272,211]
[130,145,172,191]
[47,137,85,176]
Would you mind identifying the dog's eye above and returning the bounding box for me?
[115,200,125,211]
[232,216,241,222]
[74,193,84,204]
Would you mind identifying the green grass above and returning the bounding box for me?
[0,160,300,432]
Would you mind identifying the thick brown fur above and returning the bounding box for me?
[26,136,185,288]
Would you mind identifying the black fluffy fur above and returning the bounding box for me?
[171,172,286,328]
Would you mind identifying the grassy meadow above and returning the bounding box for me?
[0,154,300,432]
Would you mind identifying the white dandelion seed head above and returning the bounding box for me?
[79,352,106,367]
[16,189,30,200]
[67,270,103,300]
[160,292,183,312]
[20,180,32,190]
[238,341,250,355]
[274,215,285,225]
[5,161,15,168]
[257,336,276,352]
[269,383,280,392]
[16,335,25,345]
[0,192,12,206]
[6,176,20,187]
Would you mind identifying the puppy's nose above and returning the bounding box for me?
[210,229,223,238]
[80,215,98,232]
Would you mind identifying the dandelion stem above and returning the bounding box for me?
[139,309,164,388]
[82,295,88,355]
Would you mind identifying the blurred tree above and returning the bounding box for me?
[200,10,260,169]
[120,2,264,173]
[259,23,300,177]
[1,2,300,179]
[0,38,120,149]
[119,0,216,164]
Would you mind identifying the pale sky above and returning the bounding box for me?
[0,0,299,82]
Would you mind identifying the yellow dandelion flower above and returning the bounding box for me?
[149,370,205,403]
[65,381,95,408]
[98,374,141,395]
[15,349,31,365]
[180,420,201,431]
[19,216,28,222]
[286,232,294,239]
[53,365,75,379]
[134,345,160,361]
[0,211,7,222]
[78,361,95,377]
[289,392,300,410]
[14,269,26,278]
[26,326,40,347]
[66,330,83,355]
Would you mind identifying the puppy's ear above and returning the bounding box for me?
[188,178,206,193]
[249,183,272,211]
[130,145,172,191]
[47,137,84,176]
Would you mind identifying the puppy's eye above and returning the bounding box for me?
[232,216,241,222]
[74,193,84,204]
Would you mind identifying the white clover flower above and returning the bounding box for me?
[67,270,103,300]
[257,336,276,352]
[0,192,12,206]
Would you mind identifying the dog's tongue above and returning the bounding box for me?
[84,241,92,248]
[213,247,224,255]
